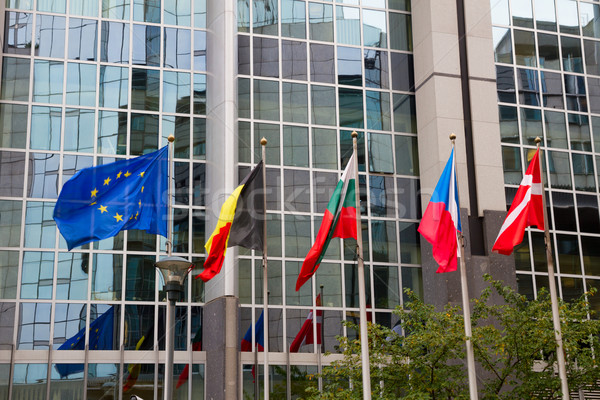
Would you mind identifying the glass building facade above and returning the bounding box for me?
[491,0,600,314]
[0,0,418,398]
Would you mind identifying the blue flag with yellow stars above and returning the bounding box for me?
[55,306,115,377]
[54,146,169,250]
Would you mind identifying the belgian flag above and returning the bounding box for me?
[196,161,264,282]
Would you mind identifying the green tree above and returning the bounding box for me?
[305,276,600,400]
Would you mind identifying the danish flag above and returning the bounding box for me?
[289,295,322,352]
[492,148,545,255]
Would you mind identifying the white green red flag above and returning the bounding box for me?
[296,154,358,291]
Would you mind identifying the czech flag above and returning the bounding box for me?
[418,148,461,273]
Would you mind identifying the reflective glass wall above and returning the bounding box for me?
[236,0,419,396]
[491,0,600,313]
[0,0,206,398]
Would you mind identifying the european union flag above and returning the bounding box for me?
[54,146,169,250]
[55,306,115,377]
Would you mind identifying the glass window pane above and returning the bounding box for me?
[0,104,25,149]
[163,117,190,158]
[98,111,127,155]
[345,263,370,309]
[254,123,280,165]
[399,222,420,264]
[0,201,22,248]
[366,91,390,131]
[0,152,24,198]
[512,0,533,28]
[238,78,250,118]
[395,135,419,176]
[401,266,423,301]
[103,0,129,19]
[389,12,411,51]
[534,0,556,31]
[164,0,190,25]
[584,40,600,76]
[37,0,65,12]
[397,178,421,220]
[134,0,160,22]
[33,60,64,104]
[553,191,577,231]
[393,93,416,133]
[101,21,129,63]
[194,30,206,71]
[131,68,160,111]
[87,363,119,398]
[4,11,33,55]
[17,304,51,349]
[368,132,393,173]
[284,169,310,212]
[282,83,308,123]
[285,214,311,258]
[365,49,389,89]
[593,116,600,152]
[517,68,540,106]
[363,9,386,48]
[0,251,18,298]
[310,43,335,84]
[282,40,307,80]
[70,0,98,17]
[163,71,191,114]
[582,237,600,279]
[537,33,559,70]
[311,85,336,126]
[561,36,583,73]
[589,77,600,114]
[1,57,30,102]
[21,251,54,299]
[373,265,399,309]
[253,36,279,78]
[568,113,591,151]
[130,113,158,155]
[312,128,337,169]
[564,74,586,112]
[316,263,342,307]
[313,171,337,214]
[572,153,595,192]
[338,88,363,128]
[99,66,128,109]
[283,126,308,167]
[309,2,333,42]
[371,220,397,263]
[68,18,97,61]
[26,153,58,198]
[253,0,278,35]
[370,175,395,217]
[390,53,414,91]
[541,71,563,109]
[338,46,362,86]
[194,73,206,115]
[64,108,95,153]
[336,6,360,46]
[545,110,567,149]
[581,2,600,39]
[125,257,155,301]
[282,0,306,39]
[514,30,536,67]
[556,0,579,35]
[493,27,512,64]
[194,0,206,28]
[164,28,191,69]
[520,108,542,145]
[499,105,518,143]
[7,0,33,9]
[56,254,88,300]
[35,15,65,58]
[548,151,572,189]
[66,63,96,107]
[253,80,279,121]
[132,24,160,66]
[92,254,122,300]
[30,106,61,151]
[496,65,516,103]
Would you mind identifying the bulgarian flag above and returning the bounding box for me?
[197,161,264,282]
[296,154,358,291]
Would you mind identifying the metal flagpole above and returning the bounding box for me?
[535,137,570,400]
[261,138,270,400]
[351,131,371,400]
[449,134,478,400]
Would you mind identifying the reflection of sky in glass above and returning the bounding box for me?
[363,9,386,47]
[511,0,533,23]
[490,0,509,25]
[13,364,47,384]
[534,0,556,27]
[556,0,579,31]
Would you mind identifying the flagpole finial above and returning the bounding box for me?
[168,134,175,143]
[535,136,542,144]
[351,131,358,139]
[449,133,456,141]
[260,137,267,146]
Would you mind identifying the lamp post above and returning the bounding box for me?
[155,256,193,400]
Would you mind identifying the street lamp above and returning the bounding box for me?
[155,256,193,400]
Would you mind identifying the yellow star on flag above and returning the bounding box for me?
[90,201,97,206]
[98,205,108,213]
[138,200,142,207]
[117,171,122,178]
[135,212,139,219]
[104,177,111,186]
[91,188,98,197]
[124,171,131,177]
[141,186,144,193]
[113,213,123,222]
[139,171,145,178]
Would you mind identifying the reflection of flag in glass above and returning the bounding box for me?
[123,323,155,392]
[176,326,202,389]
[55,306,115,377]
[241,311,264,352]
[54,146,168,250]
[290,295,322,353]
